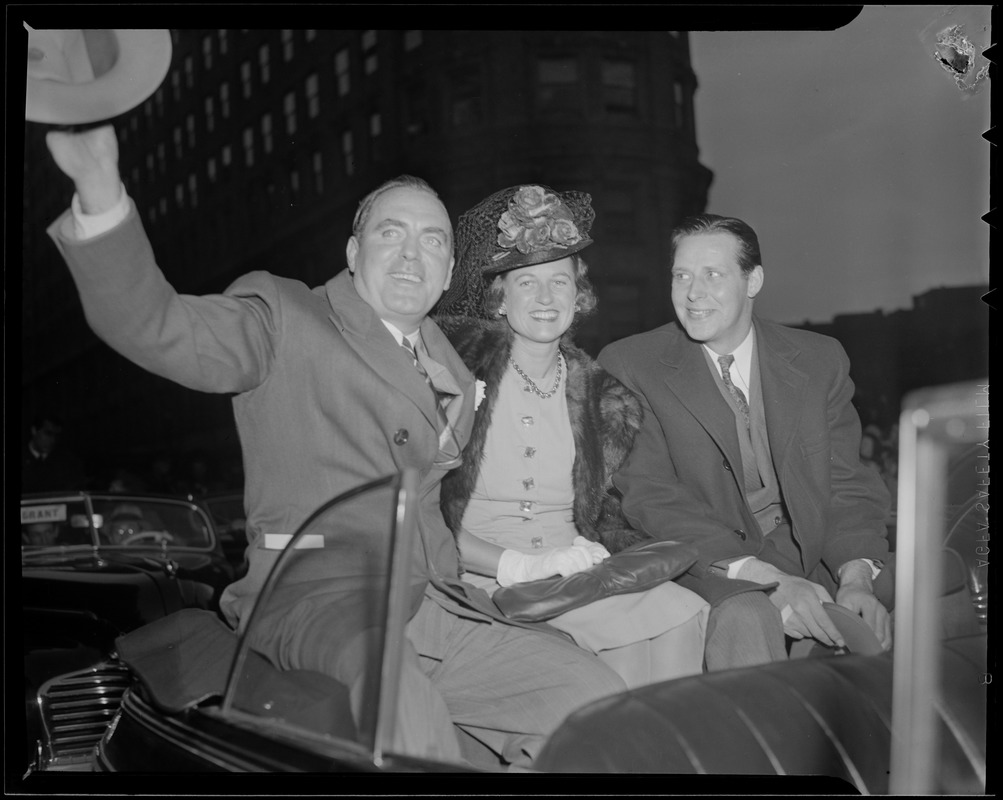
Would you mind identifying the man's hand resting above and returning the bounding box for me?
[736,558,843,648]
[836,560,893,650]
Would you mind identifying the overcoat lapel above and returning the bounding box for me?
[754,318,809,474]
[323,271,442,429]
[660,337,746,487]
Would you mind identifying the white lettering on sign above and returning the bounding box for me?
[21,504,68,524]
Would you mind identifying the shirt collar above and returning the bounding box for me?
[703,326,755,389]
[382,320,419,348]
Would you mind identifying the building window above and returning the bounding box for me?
[450,67,482,127]
[335,49,350,96]
[341,130,354,176]
[146,153,155,179]
[312,151,324,194]
[305,73,319,118]
[155,88,164,117]
[362,30,378,75]
[601,59,636,113]
[222,144,232,167]
[202,35,213,70]
[261,113,273,153]
[259,44,270,84]
[403,81,428,137]
[131,166,139,185]
[282,29,294,61]
[184,56,194,89]
[171,70,181,102]
[120,127,128,144]
[145,100,154,122]
[243,127,254,167]
[159,197,167,216]
[186,114,196,148]
[175,183,184,209]
[370,112,382,161]
[205,96,215,132]
[173,126,183,159]
[220,82,231,118]
[290,168,300,199]
[189,174,198,208]
[404,30,422,51]
[241,61,252,98]
[284,92,297,136]
[218,29,228,55]
[131,115,139,132]
[208,157,217,183]
[535,56,581,110]
[305,29,316,42]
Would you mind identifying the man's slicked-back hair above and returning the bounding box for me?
[351,175,447,239]
[671,214,762,276]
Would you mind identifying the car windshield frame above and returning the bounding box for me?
[209,469,424,770]
[20,492,219,554]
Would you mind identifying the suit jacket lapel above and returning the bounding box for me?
[754,317,809,472]
[324,270,441,428]
[660,332,745,484]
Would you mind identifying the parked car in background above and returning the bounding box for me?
[200,491,248,578]
[20,491,234,774]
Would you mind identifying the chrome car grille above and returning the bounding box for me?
[36,660,133,769]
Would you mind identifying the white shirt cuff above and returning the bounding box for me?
[838,558,882,582]
[70,183,129,240]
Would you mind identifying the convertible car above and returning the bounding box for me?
[20,491,233,775]
[15,381,989,791]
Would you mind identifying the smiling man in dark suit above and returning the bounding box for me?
[42,124,624,768]
[599,214,893,660]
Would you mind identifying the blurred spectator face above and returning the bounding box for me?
[860,435,877,461]
[23,522,59,546]
[30,420,62,456]
[106,505,146,543]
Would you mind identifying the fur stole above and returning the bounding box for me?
[436,316,648,553]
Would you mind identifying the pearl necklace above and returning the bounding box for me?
[510,353,563,399]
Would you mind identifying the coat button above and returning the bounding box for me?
[734,529,747,541]
[723,460,732,471]
[393,429,409,445]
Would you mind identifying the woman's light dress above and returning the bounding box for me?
[461,361,710,686]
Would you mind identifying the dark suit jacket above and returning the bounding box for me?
[598,318,891,598]
[48,204,529,652]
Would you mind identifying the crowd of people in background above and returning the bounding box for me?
[21,413,244,499]
[25,411,899,508]
[858,422,900,518]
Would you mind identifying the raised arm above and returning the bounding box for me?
[44,125,278,396]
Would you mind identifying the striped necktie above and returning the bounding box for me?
[402,337,462,468]
[718,354,750,428]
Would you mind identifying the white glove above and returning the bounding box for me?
[496,546,596,587]
[573,536,611,565]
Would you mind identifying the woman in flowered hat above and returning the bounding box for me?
[435,185,710,686]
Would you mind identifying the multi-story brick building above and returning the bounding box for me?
[21,29,711,472]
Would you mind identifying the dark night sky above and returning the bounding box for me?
[689,5,991,325]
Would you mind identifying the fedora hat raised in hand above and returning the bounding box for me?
[25,26,172,125]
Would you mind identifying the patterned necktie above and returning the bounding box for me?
[402,337,462,468]
[718,354,750,428]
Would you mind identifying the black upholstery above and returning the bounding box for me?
[535,634,986,792]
